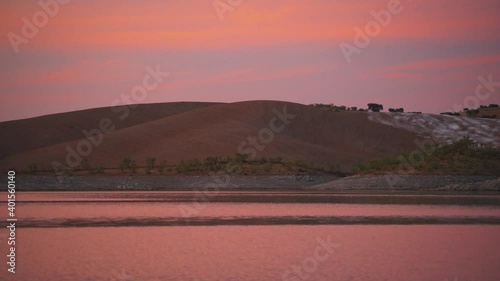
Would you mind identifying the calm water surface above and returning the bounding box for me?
[1,191,500,281]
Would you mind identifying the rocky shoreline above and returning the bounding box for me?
[308,175,499,191]
[2,174,336,191]
[1,174,498,191]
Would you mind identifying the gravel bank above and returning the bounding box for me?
[308,175,499,191]
[2,174,337,191]
[436,177,500,191]
[2,174,498,191]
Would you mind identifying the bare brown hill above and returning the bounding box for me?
[0,102,220,159]
[0,101,423,173]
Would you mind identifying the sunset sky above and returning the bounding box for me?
[1,0,499,121]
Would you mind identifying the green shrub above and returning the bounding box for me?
[353,136,500,175]
[94,166,105,174]
[263,162,273,173]
[328,163,341,173]
[157,161,167,174]
[425,160,440,172]
[176,159,202,173]
[294,160,308,168]
[119,157,137,173]
[269,157,283,163]
[234,153,250,163]
[145,157,156,174]
[250,165,259,174]
[80,159,92,171]
[130,162,137,173]
[204,156,224,171]
[27,163,38,173]
[176,160,189,173]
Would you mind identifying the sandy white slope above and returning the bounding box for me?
[368,113,500,146]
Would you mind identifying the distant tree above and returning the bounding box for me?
[350,106,358,111]
[367,103,384,112]
[466,109,480,117]
[388,108,404,113]
[311,103,347,111]
[489,104,499,108]
[440,112,460,116]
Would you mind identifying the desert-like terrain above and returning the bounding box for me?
[0,100,499,176]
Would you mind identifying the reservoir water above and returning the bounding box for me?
[1,191,500,281]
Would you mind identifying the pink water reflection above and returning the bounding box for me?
[2,226,499,281]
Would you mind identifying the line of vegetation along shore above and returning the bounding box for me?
[21,137,499,177]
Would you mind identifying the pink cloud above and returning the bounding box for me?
[156,63,336,92]
[388,54,500,72]
[1,58,137,88]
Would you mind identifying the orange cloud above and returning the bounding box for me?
[2,0,498,52]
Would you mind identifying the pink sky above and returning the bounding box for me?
[1,0,499,121]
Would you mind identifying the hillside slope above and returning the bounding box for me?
[1,101,498,173]
[0,102,220,159]
[0,101,417,172]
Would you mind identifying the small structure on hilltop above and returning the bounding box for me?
[460,104,499,119]
[477,106,500,119]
